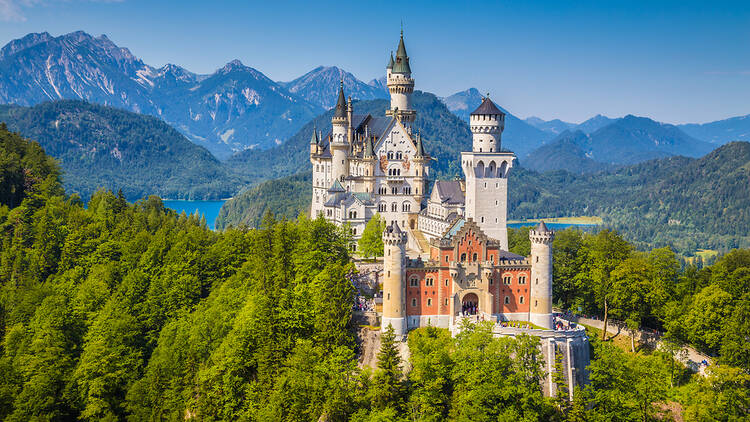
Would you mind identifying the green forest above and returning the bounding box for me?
[2,113,749,420]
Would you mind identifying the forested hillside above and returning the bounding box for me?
[1,128,747,421]
[216,172,311,229]
[0,101,242,201]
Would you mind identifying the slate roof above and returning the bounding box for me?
[386,221,403,234]
[443,218,465,239]
[333,81,347,119]
[471,97,504,116]
[536,221,550,232]
[496,250,526,261]
[434,180,465,205]
[392,33,411,74]
[328,180,345,193]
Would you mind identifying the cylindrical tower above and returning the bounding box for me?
[382,222,407,335]
[386,31,415,124]
[470,95,505,152]
[529,221,554,329]
[331,81,349,183]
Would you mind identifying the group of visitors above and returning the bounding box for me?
[461,301,478,316]
[353,296,374,312]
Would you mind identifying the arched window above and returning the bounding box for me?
[387,151,394,160]
[504,296,510,304]
[410,277,419,287]
[379,186,387,195]
[392,187,398,195]
[402,202,410,212]
[391,202,397,212]
[411,298,417,307]
[472,253,478,262]
[519,276,526,284]
[378,203,386,212]
[519,296,525,304]
[460,253,467,262]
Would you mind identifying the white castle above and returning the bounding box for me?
[310,30,512,252]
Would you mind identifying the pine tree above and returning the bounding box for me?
[371,324,403,411]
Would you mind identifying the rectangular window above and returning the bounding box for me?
[427,298,432,306]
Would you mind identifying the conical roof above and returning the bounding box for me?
[333,80,347,119]
[392,32,411,74]
[364,136,375,158]
[471,96,504,116]
[387,51,394,69]
[388,221,402,234]
[536,221,550,232]
[309,126,318,144]
[415,133,426,157]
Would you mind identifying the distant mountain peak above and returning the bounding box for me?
[282,65,388,109]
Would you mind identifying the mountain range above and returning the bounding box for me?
[0,31,326,158]
[523,116,714,173]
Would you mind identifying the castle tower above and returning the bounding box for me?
[461,96,515,249]
[470,94,505,152]
[309,126,324,217]
[386,30,416,125]
[529,221,554,329]
[382,222,407,335]
[331,81,349,183]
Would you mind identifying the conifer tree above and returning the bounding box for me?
[371,324,403,411]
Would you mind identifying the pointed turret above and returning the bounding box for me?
[392,31,411,74]
[333,80,347,119]
[415,133,426,158]
[364,135,375,159]
[309,125,319,145]
[387,51,394,69]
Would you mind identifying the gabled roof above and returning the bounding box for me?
[471,96,504,116]
[434,180,465,205]
[328,180,345,193]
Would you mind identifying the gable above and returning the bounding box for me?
[373,118,417,157]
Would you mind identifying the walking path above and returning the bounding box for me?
[572,315,712,375]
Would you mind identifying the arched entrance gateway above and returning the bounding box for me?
[461,293,479,315]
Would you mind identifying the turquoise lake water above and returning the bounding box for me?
[508,222,598,230]
[162,200,226,230]
[159,199,598,232]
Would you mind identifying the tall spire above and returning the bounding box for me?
[309,125,318,144]
[393,29,411,74]
[333,79,347,119]
[415,132,426,157]
[387,51,394,69]
[364,134,375,158]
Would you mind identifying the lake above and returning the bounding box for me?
[160,199,598,232]
[508,222,598,230]
[163,200,226,230]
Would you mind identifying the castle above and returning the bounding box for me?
[310,31,589,397]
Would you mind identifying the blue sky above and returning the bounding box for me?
[0,0,748,124]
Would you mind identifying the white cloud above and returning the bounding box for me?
[0,0,123,22]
